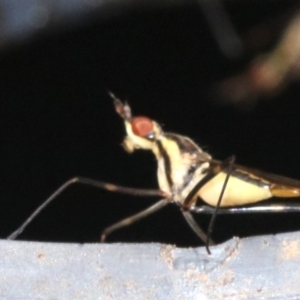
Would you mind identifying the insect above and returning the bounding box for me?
[7,92,300,254]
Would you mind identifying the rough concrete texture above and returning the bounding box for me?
[1,232,300,299]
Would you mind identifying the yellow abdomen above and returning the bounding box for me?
[199,172,272,207]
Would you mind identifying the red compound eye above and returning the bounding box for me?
[131,117,153,137]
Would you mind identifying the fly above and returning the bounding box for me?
[7,92,300,254]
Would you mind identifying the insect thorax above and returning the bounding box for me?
[153,132,211,205]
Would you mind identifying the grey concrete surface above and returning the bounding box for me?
[1,232,300,299]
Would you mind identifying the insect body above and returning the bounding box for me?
[8,93,300,254]
[116,97,295,208]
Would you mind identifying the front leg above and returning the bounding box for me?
[7,176,165,240]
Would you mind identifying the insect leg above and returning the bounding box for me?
[182,211,215,246]
[193,203,300,214]
[7,176,164,240]
[205,155,235,253]
[182,155,235,254]
[101,199,168,242]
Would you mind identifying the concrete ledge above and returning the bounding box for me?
[1,232,300,299]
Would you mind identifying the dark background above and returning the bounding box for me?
[1,1,300,247]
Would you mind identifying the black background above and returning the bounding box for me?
[1,1,300,247]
